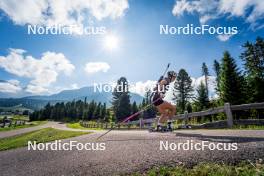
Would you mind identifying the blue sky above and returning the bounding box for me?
[0,0,263,97]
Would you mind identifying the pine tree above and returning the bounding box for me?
[213,60,221,95]
[195,82,209,111]
[105,109,111,122]
[131,101,138,114]
[93,102,101,120]
[87,100,96,120]
[101,103,107,121]
[240,37,264,102]
[173,69,194,113]
[131,101,140,120]
[142,90,157,119]
[42,103,52,119]
[112,77,131,122]
[202,62,209,97]
[186,103,192,113]
[219,51,245,105]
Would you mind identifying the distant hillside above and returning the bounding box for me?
[0,104,32,112]
[0,86,143,110]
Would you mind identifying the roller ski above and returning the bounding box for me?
[149,122,173,132]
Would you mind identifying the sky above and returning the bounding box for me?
[0,0,264,98]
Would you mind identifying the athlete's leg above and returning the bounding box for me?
[158,101,176,130]
[157,104,169,123]
[158,102,176,118]
[155,103,169,130]
[167,104,176,119]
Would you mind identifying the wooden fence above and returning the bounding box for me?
[80,102,264,129]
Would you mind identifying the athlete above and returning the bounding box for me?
[152,71,177,131]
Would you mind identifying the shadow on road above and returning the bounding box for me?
[175,132,264,143]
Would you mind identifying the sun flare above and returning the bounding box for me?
[104,35,119,50]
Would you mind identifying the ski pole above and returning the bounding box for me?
[96,97,162,140]
[96,63,171,140]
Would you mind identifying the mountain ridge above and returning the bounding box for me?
[0,86,143,110]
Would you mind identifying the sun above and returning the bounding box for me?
[104,35,119,50]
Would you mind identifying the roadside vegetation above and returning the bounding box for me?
[232,125,264,130]
[0,121,47,132]
[0,115,29,121]
[67,122,103,130]
[0,127,90,151]
[134,162,264,176]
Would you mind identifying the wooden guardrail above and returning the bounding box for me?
[80,102,264,129]
[129,102,264,129]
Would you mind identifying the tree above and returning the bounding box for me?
[105,109,112,122]
[42,103,52,119]
[142,90,157,119]
[112,77,131,122]
[195,82,209,111]
[173,69,194,113]
[202,62,209,97]
[101,103,107,121]
[87,100,96,120]
[131,101,138,114]
[219,51,245,105]
[186,103,192,113]
[213,60,221,95]
[240,37,264,102]
[93,102,101,120]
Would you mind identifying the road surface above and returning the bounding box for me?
[0,121,100,139]
[1,123,264,176]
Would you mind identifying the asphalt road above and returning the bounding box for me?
[1,126,264,176]
[0,121,99,139]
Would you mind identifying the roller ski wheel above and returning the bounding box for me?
[148,126,173,133]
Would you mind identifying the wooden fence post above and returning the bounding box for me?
[224,103,233,128]
[139,118,143,129]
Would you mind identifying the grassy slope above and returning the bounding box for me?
[0,127,90,151]
[0,121,47,132]
[67,122,103,130]
[134,162,264,176]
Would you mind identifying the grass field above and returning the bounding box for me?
[0,121,47,132]
[67,122,103,130]
[0,127,90,151]
[134,162,264,176]
[232,125,264,130]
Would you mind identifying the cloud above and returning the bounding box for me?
[161,76,217,103]
[85,62,110,74]
[191,75,217,99]
[0,48,75,94]
[25,84,48,94]
[0,0,129,27]
[217,34,233,42]
[71,83,79,89]
[129,76,217,100]
[0,79,22,93]
[172,0,264,29]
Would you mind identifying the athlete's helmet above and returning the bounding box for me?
[167,71,176,78]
